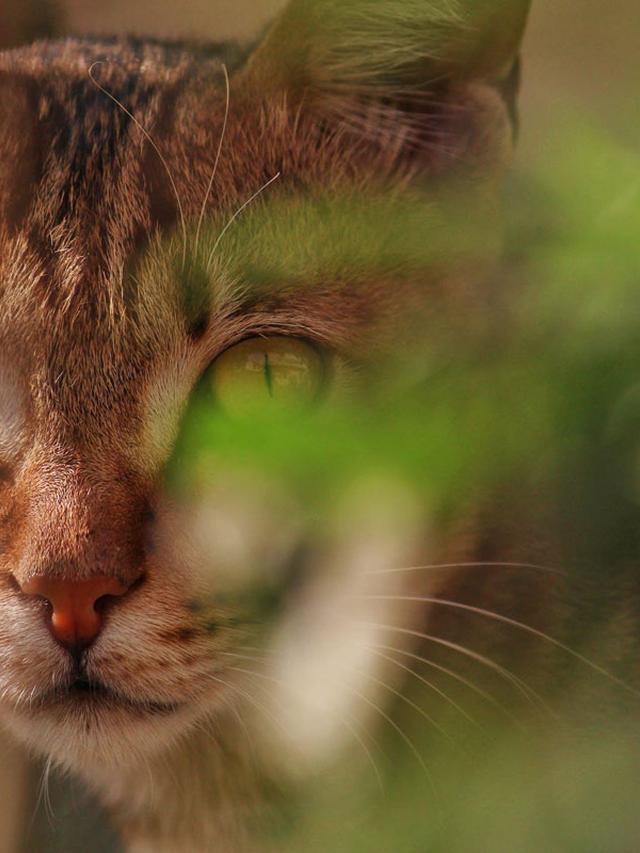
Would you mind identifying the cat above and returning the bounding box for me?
[3,2,637,851]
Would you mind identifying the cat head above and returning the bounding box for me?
[0,0,530,777]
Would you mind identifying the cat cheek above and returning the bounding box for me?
[0,591,70,700]
[0,365,27,463]
[155,626,198,643]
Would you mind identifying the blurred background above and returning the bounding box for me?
[0,1,638,851]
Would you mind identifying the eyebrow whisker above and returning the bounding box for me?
[88,61,189,271]
[194,62,231,257]
[206,172,281,271]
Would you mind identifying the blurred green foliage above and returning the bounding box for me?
[165,120,640,851]
[173,121,640,528]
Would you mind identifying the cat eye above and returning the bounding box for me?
[211,336,325,416]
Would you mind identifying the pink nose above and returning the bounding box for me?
[19,575,132,650]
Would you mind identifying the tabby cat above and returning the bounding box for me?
[2,2,637,851]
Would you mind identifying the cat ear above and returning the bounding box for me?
[243,0,532,100]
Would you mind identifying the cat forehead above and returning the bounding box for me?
[0,40,221,231]
[0,43,327,287]
[0,40,414,332]
[0,42,228,333]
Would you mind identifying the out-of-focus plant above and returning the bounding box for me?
[272,122,640,852]
[156,118,640,850]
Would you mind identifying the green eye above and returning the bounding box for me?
[211,336,325,416]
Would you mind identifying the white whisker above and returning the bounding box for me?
[206,670,286,739]
[88,61,189,270]
[340,714,386,795]
[362,561,567,578]
[357,668,457,748]
[194,63,230,256]
[359,621,554,714]
[367,646,480,728]
[206,172,281,270]
[370,643,522,727]
[227,665,385,793]
[350,686,440,809]
[359,595,640,698]
[30,754,56,832]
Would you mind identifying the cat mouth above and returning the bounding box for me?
[43,678,182,716]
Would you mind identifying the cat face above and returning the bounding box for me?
[0,1,530,776]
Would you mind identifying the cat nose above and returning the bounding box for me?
[18,575,136,651]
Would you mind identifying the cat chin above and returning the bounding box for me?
[0,691,213,775]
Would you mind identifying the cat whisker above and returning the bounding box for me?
[370,643,522,728]
[30,754,56,832]
[194,63,230,256]
[88,61,189,270]
[206,172,281,271]
[218,665,263,684]
[361,560,567,578]
[358,595,640,699]
[349,686,441,812]
[206,670,287,740]
[219,650,268,663]
[155,747,181,805]
[356,668,459,751]
[366,646,481,729]
[196,695,262,779]
[141,752,159,810]
[359,621,553,715]
[226,698,260,772]
[214,661,304,768]
[226,665,385,793]
[339,714,386,796]
[42,756,55,825]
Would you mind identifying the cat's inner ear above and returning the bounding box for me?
[241,0,531,157]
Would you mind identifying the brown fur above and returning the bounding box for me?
[5,4,622,851]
